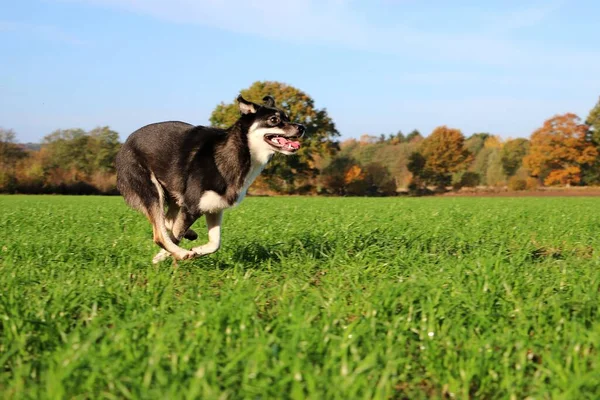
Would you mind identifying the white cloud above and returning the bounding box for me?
[56,0,600,73]
[63,0,371,47]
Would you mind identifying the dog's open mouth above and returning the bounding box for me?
[264,134,301,152]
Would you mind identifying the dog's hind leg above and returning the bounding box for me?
[165,201,198,241]
[117,154,195,262]
[147,173,196,262]
[153,206,198,264]
[191,211,223,256]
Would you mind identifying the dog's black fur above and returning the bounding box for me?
[116,95,304,263]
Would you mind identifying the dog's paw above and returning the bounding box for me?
[183,229,198,241]
[173,249,197,261]
[152,249,171,264]
[191,244,219,257]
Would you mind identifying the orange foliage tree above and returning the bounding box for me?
[417,126,472,187]
[524,113,598,186]
[344,164,364,184]
[320,157,396,196]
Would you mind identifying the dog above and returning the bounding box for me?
[115,95,304,263]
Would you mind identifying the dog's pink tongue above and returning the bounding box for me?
[275,137,300,150]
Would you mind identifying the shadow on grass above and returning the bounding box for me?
[228,233,339,264]
[217,228,397,269]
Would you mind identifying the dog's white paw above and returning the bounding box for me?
[152,249,171,264]
[173,249,197,261]
[191,244,219,256]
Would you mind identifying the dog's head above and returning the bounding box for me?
[237,95,305,162]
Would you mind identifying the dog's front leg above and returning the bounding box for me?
[191,211,223,256]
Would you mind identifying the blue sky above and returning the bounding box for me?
[1,0,599,143]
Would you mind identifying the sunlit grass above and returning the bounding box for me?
[1,195,599,399]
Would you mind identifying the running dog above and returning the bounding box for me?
[115,95,304,263]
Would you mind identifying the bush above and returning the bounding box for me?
[90,172,117,193]
[526,177,540,190]
[452,171,480,190]
[508,176,527,191]
[407,179,433,196]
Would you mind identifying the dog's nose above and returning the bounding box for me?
[296,124,306,136]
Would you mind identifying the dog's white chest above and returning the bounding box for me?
[236,161,266,205]
[199,160,268,213]
[198,191,230,213]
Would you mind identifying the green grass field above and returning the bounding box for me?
[1,195,599,399]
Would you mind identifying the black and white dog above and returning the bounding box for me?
[115,95,304,263]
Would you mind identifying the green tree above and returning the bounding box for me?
[210,81,339,192]
[406,151,433,194]
[0,128,27,191]
[43,128,90,177]
[362,162,397,196]
[42,126,121,182]
[407,152,426,178]
[387,130,406,145]
[465,133,491,155]
[582,97,600,184]
[395,130,406,143]
[88,126,121,173]
[0,128,26,167]
[501,138,529,177]
[486,149,506,187]
[586,96,600,145]
[406,129,423,143]
[470,148,493,185]
[452,171,480,189]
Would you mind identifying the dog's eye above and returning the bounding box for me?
[269,116,280,125]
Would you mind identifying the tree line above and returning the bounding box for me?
[0,127,120,194]
[1,81,599,196]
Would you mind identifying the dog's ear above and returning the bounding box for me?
[237,95,257,115]
[262,96,276,108]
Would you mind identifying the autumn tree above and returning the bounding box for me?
[319,156,362,195]
[319,156,396,196]
[210,81,339,193]
[359,134,378,145]
[339,138,359,152]
[524,113,598,186]
[414,126,472,189]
